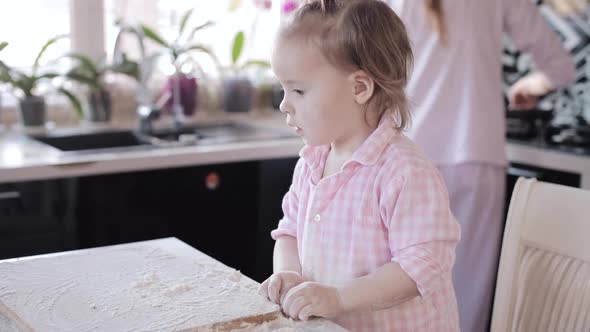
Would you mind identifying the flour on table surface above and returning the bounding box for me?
[0,240,279,332]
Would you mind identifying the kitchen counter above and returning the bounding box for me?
[2,111,590,189]
[0,112,304,183]
[0,237,348,331]
[506,139,590,189]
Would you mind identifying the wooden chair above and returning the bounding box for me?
[491,177,590,332]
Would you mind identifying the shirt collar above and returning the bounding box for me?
[299,115,399,168]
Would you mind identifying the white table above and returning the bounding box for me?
[0,238,347,332]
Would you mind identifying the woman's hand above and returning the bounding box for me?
[258,271,308,305]
[508,71,555,110]
[281,282,344,321]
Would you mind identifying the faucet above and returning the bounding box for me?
[112,23,160,134]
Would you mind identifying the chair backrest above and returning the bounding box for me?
[491,177,590,332]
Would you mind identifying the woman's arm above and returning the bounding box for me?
[504,0,576,90]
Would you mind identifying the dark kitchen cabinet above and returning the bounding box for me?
[76,161,259,274]
[0,158,297,280]
[0,179,78,259]
[76,158,297,279]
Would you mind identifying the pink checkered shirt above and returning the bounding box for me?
[271,116,461,331]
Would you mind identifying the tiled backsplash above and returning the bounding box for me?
[503,0,590,125]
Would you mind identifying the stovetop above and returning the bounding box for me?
[506,111,590,157]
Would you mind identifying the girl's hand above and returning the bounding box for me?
[258,271,308,305]
[281,282,344,321]
[508,72,554,110]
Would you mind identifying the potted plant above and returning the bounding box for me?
[220,30,270,113]
[62,53,139,122]
[220,0,273,112]
[0,36,82,127]
[140,9,217,119]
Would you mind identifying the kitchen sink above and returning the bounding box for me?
[150,122,297,145]
[28,122,297,154]
[29,130,155,152]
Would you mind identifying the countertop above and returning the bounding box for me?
[0,112,304,183]
[2,111,590,188]
[506,139,590,189]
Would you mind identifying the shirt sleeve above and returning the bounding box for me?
[270,158,305,240]
[381,167,461,298]
[503,0,575,88]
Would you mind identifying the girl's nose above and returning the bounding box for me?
[279,98,291,114]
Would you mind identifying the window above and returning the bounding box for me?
[104,0,281,76]
[0,0,284,116]
[0,0,71,70]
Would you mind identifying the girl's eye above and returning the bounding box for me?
[293,89,304,95]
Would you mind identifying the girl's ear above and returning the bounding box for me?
[349,70,375,105]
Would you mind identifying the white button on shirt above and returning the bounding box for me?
[271,116,461,332]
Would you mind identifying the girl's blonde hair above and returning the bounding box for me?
[425,0,447,45]
[280,0,413,130]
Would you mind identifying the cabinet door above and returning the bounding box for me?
[169,162,259,275]
[76,171,176,247]
[77,162,259,275]
[0,179,77,259]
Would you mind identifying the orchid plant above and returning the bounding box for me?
[139,9,219,116]
[224,0,278,75]
[0,36,83,118]
[140,9,217,71]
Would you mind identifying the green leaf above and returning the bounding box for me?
[0,68,13,84]
[231,31,245,65]
[108,59,139,80]
[58,87,84,119]
[182,43,222,71]
[65,69,100,89]
[240,59,271,70]
[38,72,60,80]
[171,47,180,61]
[141,25,170,49]
[62,53,98,76]
[17,72,61,97]
[187,21,214,42]
[0,42,7,52]
[183,43,213,55]
[17,75,36,97]
[33,34,68,76]
[178,8,193,38]
[9,68,28,84]
[0,61,13,85]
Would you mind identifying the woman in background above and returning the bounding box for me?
[389,0,575,331]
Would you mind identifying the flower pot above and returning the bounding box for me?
[159,73,198,116]
[19,96,46,127]
[222,76,254,112]
[86,89,112,122]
